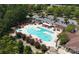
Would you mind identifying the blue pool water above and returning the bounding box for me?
[17,27,55,42]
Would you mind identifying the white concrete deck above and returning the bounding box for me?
[16,24,62,48]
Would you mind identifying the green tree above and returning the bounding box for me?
[0,5,7,19]
[64,18,69,24]
[58,33,69,45]
[18,40,24,54]
[0,35,19,54]
[73,7,79,18]
[24,46,32,54]
[0,5,28,36]
[65,24,75,32]
[63,6,73,18]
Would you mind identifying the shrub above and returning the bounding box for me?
[29,39,35,45]
[18,40,24,54]
[16,32,22,39]
[34,42,41,49]
[41,44,48,53]
[58,33,69,45]
[26,36,31,43]
[24,46,32,54]
[65,24,75,32]
[64,18,69,24]
[22,34,26,41]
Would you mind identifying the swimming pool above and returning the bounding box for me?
[16,26,55,42]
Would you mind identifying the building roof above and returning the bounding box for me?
[65,31,79,52]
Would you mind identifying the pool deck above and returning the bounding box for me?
[16,24,62,48]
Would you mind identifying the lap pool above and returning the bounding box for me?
[16,26,56,42]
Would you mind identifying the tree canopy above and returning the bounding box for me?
[0,35,19,54]
[0,4,79,54]
[65,24,76,32]
[58,33,69,45]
